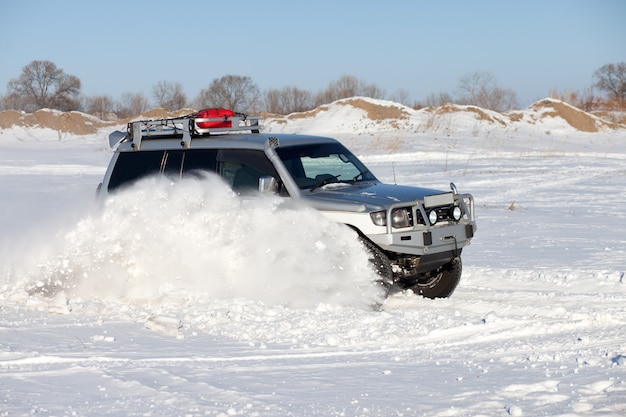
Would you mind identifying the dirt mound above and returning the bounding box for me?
[285,106,330,121]
[425,100,622,132]
[129,108,195,121]
[0,107,200,135]
[0,110,23,129]
[531,99,618,132]
[0,109,110,135]
[284,98,410,123]
[337,98,410,121]
[425,104,507,126]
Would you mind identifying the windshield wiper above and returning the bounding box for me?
[351,170,369,182]
[310,174,341,191]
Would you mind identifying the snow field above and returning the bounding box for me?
[1,101,626,416]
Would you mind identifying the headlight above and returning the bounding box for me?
[391,208,412,228]
[452,206,462,221]
[428,210,438,225]
[370,208,413,228]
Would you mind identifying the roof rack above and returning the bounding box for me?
[109,109,263,150]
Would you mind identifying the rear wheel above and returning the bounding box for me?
[409,257,462,299]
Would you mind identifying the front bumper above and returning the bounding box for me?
[370,221,475,256]
[370,193,476,256]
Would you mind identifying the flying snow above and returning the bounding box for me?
[14,173,384,309]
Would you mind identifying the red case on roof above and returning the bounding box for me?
[195,108,234,129]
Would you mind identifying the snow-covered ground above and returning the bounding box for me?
[1,100,625,416]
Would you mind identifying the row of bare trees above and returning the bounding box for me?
[1,60,625,118]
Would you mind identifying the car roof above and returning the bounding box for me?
[116,132,341,152]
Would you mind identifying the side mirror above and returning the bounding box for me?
[258,176,279,193]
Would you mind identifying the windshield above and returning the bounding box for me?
[276,143,377,190]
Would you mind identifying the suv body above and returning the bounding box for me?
[98,111,476,298]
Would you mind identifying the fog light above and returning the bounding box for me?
[428,210,438,225]
[370,211,386,226]
[452,206,462,221]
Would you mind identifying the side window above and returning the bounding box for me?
[108,151,166,191]
[217,149,279,192]
[108,149,221,192]
[108,148,284,194]
[181,149,218,178]
[162,150,185,177]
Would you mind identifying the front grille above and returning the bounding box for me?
[433,205,455,223]
[417,204,460,225]
[415,210,425,225]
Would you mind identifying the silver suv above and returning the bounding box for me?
[98,110,476,298]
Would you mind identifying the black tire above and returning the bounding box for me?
[359,237,394,295]
[410,257,462,299]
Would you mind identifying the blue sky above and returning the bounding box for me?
[1,0,624,107]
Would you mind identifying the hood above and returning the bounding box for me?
[301,181,446,212]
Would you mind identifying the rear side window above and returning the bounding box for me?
[107,149,218,191]
[108,151,166,191]
[180,149,219,178]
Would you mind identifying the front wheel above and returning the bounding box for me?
[359,237,394,295]
[409,257,462,299]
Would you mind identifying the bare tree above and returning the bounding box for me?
[389,89,411,106]
[423,91,455,107]
[264,89,282,114]
[264,86,313,114]
[456,71,518,112]
[0,93,29,111]
[152,80,187,110]
[322,75,360,103]
[85,95,115,120]
[6,60,81,112]
[593,62,626,105]
[314,75,386,106]
[194,75,260,113]
[115,92,150,118]
[358,82,386,101]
